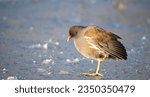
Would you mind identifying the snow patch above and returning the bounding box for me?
[29,26,34,30]
[141,36,146,40]
[29,43,48,49]
[91,60,94,64]
[42,59,53,65]
[59,51,64,55]
[37,68,51,75]
[55,42,59,46]
[47,39,60,46]
[59,70,69,74]
[7,76,18,80]
[66,58,80,64]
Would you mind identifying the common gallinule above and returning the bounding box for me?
[67,25,127,76]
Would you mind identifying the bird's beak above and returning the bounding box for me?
[67,34,71,42]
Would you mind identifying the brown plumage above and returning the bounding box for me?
[67,25,127,76]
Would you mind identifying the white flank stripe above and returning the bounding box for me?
[88,42,100,53]
[84,36,100,53]
[84,36,91,39]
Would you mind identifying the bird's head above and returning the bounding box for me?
[67,25,85,41]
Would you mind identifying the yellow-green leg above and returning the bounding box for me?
[95,60,103,76]
[82,60,103,77]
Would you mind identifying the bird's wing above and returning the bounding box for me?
[84,26,127,60]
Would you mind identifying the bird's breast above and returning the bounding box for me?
[74,37,102,60]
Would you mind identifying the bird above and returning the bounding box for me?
[67,25,127,77]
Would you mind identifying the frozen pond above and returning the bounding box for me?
[0,0,150,80]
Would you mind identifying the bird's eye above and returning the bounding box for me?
[69,32,72,36]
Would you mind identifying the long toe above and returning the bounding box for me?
[82,73,103,77]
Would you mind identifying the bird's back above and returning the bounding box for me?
[76,26,127,60]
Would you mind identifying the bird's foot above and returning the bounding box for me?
[82,73,103,77]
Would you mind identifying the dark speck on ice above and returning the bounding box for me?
[0,0,150,80]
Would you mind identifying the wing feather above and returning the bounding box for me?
[84,26,127,60]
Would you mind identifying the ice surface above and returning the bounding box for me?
[29,43,48,49]
[59,51,64,55]
[0,0,150,80]
[47,39,60,46]
[29,43,42,48]
[6,76,18,80]
[147,18,150,24]
[59,70,69,75]
[29,26,34,30]
[142,36,146,40]
[37,68,51,75]
[55,42,59,46]
[90,0,97,4]
[91,60,94,64]
[66,58,80,64]
[2,16,7,21]
[43,43,48,49]
[42,59,53,65]
[66,59,71,63]
[32,60,36,64]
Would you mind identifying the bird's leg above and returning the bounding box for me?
[95,60,103,76]
[82,60,103,77]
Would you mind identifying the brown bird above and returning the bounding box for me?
[67,25,127,76]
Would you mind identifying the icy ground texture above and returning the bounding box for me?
[0,0,150,80]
